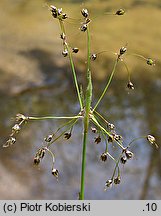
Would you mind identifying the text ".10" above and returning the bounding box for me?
[146,203,157,211]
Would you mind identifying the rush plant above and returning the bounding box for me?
[4,5,158,200]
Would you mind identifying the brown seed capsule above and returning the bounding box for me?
[114,134,122,141]
[34,148,46,161]
[10,137,16,144]
[94,136,101,144]
[91,54,97,61]
[146,58,155,66]
[85,18,91,24]
[125,149,133,159]
[62,13,68,19]
[105,179,113,187]
[120,156,127,164]
[72,48,79,53]
[15,113,27,123]
[39,148,46,159]
[44,134,53,142]
[115,9,125,16]
[81,8,89,18]
[64,132,71,140]
[50,5,57,13]
[52,168,59,178]
[100,153,107,162]
[108,123,115,130]
[62,50,68,57]
[51,12,57,18]
[127,81,134,90]
[114,176,121,185]
[60,33,66,40]
[3,137,16,148]
[57,8,63,16]
[12,124,21,133]
[50,5,58,18]
[80,24,87,32]
[108,135,114,143]
[33,157,40,165]
[147,135,158,148]
[91,127,97,133]
[147,135,155,144]
[119,47,127,55]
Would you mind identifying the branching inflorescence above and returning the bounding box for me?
[4,5,158,200]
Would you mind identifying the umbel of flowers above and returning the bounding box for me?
[3,5,158,200]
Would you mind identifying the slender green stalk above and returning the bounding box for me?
[101,129,108,152]
[91,118,117,162]
[127,136,147,148]
[79,27,92,200]
[92,114,108,152]
[127,53,147,60]
[80,129,87,200]
[93,58,118,111]
[106,151,117,162]
[80,85,85,107]
[94,110,109,124]
[48,119,78,147]
[51,118,77,137]
[111,154,122,180]
[28,116,80,120]
[45,147,56,165]
[59,20,83,110]
[121,60,131,81]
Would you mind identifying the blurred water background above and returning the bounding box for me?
[0,0,161,199]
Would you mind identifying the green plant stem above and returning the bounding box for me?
[59,20,83,110]
[79,27,92,200]
[93,58,118,111]
[28,116,80,120]
[80,129,87,200]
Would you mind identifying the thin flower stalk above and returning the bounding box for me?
[28,115,80,120]
[93,58,118,111]
[100,127,108,152]
[58,20,83,110]
[121,60,131,82]
[47,119,78,147]
[45,147,56,165]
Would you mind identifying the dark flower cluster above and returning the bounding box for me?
[33,145,59,179]
[80,8,91,32]
[3,114,28,148]
[50,6,68,20]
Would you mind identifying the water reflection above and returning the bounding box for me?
[0,71,161,199]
